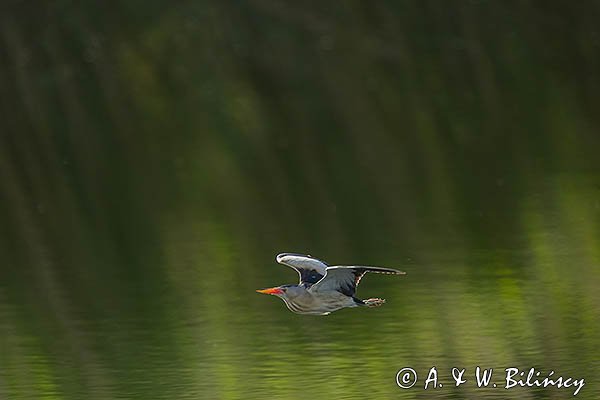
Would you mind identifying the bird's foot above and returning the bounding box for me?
[364,298,386,307]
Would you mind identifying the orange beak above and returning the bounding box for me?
[256,287,284,295]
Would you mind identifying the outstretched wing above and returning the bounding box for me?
[276,253,328,285]
[310,265,405,297]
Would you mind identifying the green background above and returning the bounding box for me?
[1,1,599,399]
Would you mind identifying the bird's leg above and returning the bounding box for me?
[363,298,386,307]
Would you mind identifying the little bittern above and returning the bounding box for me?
[256,253,405,315]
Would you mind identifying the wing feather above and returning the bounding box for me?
[310,265,405,296]
[276,253,328,285]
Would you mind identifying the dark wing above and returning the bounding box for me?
[276,253,328,285]
[310,266,405,297]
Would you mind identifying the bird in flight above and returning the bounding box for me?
[256,253,406,315]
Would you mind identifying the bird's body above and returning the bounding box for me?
[256,253,406,315]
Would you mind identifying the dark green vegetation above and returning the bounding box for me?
[1,1,599,399]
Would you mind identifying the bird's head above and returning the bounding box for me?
[256,284,296,298]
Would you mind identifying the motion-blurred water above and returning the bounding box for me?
[1,1,600,399]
